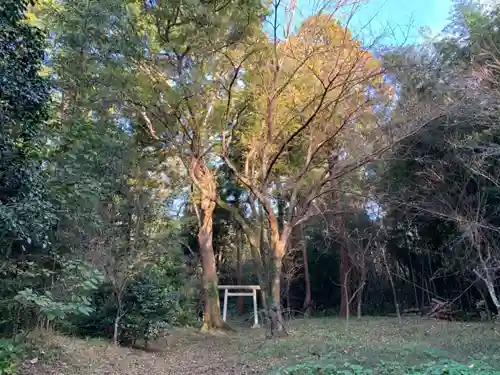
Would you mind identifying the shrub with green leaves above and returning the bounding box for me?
[0,339,20,375]
[73,253,198,346]
[14,260,103,325]
[120,278,191,345]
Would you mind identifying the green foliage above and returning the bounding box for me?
[3,0,500,366]
[0,257,101,338]
[14,260,103,323]
[0,0,60,339]
[0,339,20,375]
[277,360,500,375]
[72,253,198,345]
[0,0,54,244]
[120,256,197,344]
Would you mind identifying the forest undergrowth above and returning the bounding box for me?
[17,317,500,375]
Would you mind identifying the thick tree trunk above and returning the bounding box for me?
[113,295,123,345]
[356,284,363,319]
[113,312,120,345]
[270,250,284,334]
[269,230,288,336]
[198,196,227,332]
[189,157,233,332]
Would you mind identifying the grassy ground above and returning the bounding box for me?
[240,317,500,373]
[18,317,500,375]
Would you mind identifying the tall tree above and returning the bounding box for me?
[219,3,411,332]
[32,0,189,341]
[0,0,53,273]
[96,0,266,331]
[0,0,57,335]
[379,0,500,315]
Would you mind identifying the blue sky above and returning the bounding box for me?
[349,0,454,44]
[274,0,455,46]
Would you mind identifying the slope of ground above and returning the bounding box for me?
[19,327,267,375]
[18,317,500,375]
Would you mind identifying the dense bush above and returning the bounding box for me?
[0,339,20,375]
[71,254,198,346]
[0,258,103,338]
[14,259,103,323]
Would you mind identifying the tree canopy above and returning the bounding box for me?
[1,1,500,372]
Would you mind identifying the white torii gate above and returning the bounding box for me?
[218,285,261,328]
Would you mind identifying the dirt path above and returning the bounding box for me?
[19,328,268,375]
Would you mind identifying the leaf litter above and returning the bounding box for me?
[19,327,269,375]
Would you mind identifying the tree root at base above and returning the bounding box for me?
[200,320,236,333]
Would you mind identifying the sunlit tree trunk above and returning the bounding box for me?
[190,158,230,332]
[198,193,226,331]
[268,208,290,335]
[270,238,286,334]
